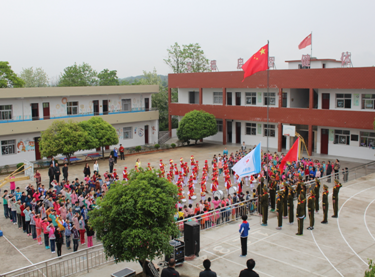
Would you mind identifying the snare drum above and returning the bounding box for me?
[181,198,187,203]
[228,186,237,195]
[213,190,224,200]
[191,195,197,200]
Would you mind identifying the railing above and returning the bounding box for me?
[0,245,114,277]
[0,107,158,123]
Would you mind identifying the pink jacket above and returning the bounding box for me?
[59,207,67,220]
[47,226,56,239]
[71,193,78,204]
[35,217,43,229]
[42,221,49,234]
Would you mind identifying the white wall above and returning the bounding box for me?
[239,120,278,149]
[287,60,341,69]
[290,89,309,108]
[202,88,222,105]
[177,88,199,104]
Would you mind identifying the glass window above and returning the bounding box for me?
[213,92,223,104]
[264,93,276,105]
[246,123,256,135]
[0,105,12,120]
[336,94,351,109]
[334,129,350,145]
[216,120,223,132]
[362,94,375,110]
[245,92,256,105]
[1,140,16,155]
[360,131,375,148]
[67,102,78,115]
[122,99,132,111]
[263,124,275,137]
[189,91,199,104]
[123,127,133,139]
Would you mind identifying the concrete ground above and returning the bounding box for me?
[0,141,373,276]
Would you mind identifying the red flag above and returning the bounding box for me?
[298,34,312,50]
[279,138,300,172]
[242,44,268,81]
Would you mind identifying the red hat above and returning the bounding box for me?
[124,167,127,169]
[114,169,116,171]
[205,160,208,163]
[160,159,162,161]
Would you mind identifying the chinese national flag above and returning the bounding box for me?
[279,137,300,172]
[242,44,268,82]
[298,33,312,49]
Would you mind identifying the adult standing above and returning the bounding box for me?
[48,164,55,188]
[113,148,118,164]
[239,215,250,257]
[93,161,99,174]
[108,155,114,173]
[307,190,315,230]
[62,164,69,181]
[276,191,283,230]
[119,144,125,160]
[333,159,340,180]
[50,157,56,167]
[83,163,91,178]
[260,187,268,226]
[54,162,61,184]
[314,179,320,213]
[287,185,294,225]
[296,194,305,235]
[332,179,342,218]
[161,258,180,277]
[321,185,329,224]
[239,259,259,277]
[199,259,217,277]
[326,161,332,183]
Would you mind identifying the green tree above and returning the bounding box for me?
[58,62,98,87]
[177,110,218,144]
[0,61,25,88]
[20,67,49,87]
[164,42,185,73]
[98,69,119,86]
[88,168,178,276]
[39,120,92,164]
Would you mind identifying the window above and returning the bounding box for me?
[1,140,15,155]
[245,92,256,105]
[216,120,223,132]
[263,124,275,137]
[67,102,78,115]
[334,130,350,145]
[122,99,131,111]
[360,132,375,148]
[362,94,375,110]
[246,123,256,135]
[351,134,358,141]
[227,92,232,105]
[264,93,276,105]
[0,105,12,120]
[213,92,223,104]
[123,127,133,139]
[336,94,351,108]
[282,93,287,107]
[189,91,199,104]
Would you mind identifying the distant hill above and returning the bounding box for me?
[119,75,168,86]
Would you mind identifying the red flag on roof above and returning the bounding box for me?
[241,44,268,82]
[298,34,312,50]
[279,137,300,172]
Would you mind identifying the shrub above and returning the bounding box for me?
[154,144,160,150]
[171,143,176,148]
[135,146,142,152]
[17,163,24,171]
[165,144,170,149]
[365,259,375,277]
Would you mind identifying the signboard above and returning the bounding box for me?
[329,129,334,141]
[301,54,311,68]
[353,94,359,106]
[237,58,244,69]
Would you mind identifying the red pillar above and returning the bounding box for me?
[223,88,226,106]
[168,115,172,138]
[278,122,282,152]
[308,124,313,155]
[223,119,227,145]
[309,88,313,109]
[278,88,282,108]
[168,87,171,103]
[199,88,203,105]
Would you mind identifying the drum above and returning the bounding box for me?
[228,186,237,195]
[181,198,187,203]
[213,190,224,200]
[191,195,197,200]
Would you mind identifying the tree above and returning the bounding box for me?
[20,67,49,87]
[0,61,25,88]
[58,62,98,87]
[88,168,179,276]
[98,69,119,86]
[177,110,218,144]
[164,42,185,74]
[82,117,119,158]
[39,120,92,164]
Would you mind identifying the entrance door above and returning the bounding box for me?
[227,121,232,143]
[236,92,241,106]
[227,92,232,106]
[145,125,149,144]
[102,100,109,115]
[42,103,50,120]
[93,100,99,115]
[236,122,241,143]
[145,98,149,111]
[321,129,329,154]
[34,137,41,160]
[31,103,39,121]
[322,93,330,109]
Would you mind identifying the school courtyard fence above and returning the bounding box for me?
[1,161,375,277]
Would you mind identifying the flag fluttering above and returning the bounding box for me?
[279,138,300,172]
[232,143,261,179]
[242,44,268,82]
[298,34,312,50]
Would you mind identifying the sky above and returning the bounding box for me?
[2,0,375,80]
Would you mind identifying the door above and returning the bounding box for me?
[236,122,241,143]
[321,129,329,154]
[42,102,50,120]
[145,98,150,111]
[227,121,232,143]
[103,100,109,115]
[282,93,287,107]
[34,137,41,160]
[93,100,99,115]
[31,103,39,120]
[322,93,330,109]
[236,92,241,106]
[227,92,232,106]
[145,125,149,144]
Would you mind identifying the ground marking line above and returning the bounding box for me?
[19,243,40,251]
[364,198,375,242]
[337,186,375,266]
[3,235,34,265]
[201,249,220,257]
[219,257,274,277]
[183,260,204,271]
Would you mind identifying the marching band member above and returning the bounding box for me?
[200,181,207,201]
[225,174,232,195]
[123,167,128,181]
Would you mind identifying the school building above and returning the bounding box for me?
[167,59,375,160]
[0,85,159,167]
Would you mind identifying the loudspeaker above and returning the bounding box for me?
[165,240,185,265]
[184,221,200,256]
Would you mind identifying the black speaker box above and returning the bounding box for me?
[184,221,200,256]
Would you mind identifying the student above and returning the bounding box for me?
[78,215,86,245]
[24,206,32,236]
[15,199,22,229]
[35,214,43,245]
[86,221,95,248]
[55,227,64,257]
[42,218,50,249]
[2,190,9,219]
[239,215,250,257]
[47,223,56,254]
[72,225,80,252]
[64,219,72,250]
[30,211,37,240]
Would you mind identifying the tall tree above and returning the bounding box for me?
[58,62,98,87]
[164,42,185,74]
[88,168,179,276]
[20,67,49,87]
[98,69,119,86]
[0,61,25,88]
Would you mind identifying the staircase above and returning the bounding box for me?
[158,131,170,145]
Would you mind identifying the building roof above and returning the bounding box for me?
[285,58,341,63]
[0,85,159,99]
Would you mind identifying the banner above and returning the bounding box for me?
[232,143,261,179]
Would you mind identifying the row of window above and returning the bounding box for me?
[333,130,375,147]
[215,121,276,137]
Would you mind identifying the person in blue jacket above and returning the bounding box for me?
[239,215,250,257]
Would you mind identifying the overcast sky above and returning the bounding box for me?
[2,0,375,80]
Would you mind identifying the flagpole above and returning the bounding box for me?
[267,40,269,184]
[311,31,313,58]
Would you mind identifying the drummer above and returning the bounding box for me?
[200,181,207,201]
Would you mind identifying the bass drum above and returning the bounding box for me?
[228,186,237,195]
[213,190,224,200]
